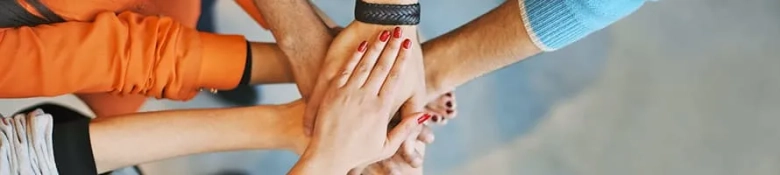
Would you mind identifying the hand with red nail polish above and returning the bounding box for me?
[290,35,424,175]
[301,19,427,174]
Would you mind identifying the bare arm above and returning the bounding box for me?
[89,101,306,173]
[250,0,333,99]
[248,42,295,84]
[422,0,540,97]
[244,0,539,99]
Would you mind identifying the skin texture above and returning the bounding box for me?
[303,22,429,172]
[247,0,430,173]
[290,34,426,175]
[90,103,303,173]
[246,0,539,98]
[251,0,332,99]
[243,1,538,173]
[89,0,540,174]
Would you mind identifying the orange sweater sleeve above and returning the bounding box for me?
[0,11,247,100]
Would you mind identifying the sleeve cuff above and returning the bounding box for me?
[197,32,248,90]
[240,41,252,86]
[518,0,645,51]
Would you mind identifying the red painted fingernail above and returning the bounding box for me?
[446,109,453,114]
[379,30,391,42]
[445,101,453,108]
[431,115,440,122]
[417,114,432,124]
[402,39,412,49]
[357,41,368,52]
[393,27,402,38]
[445,93,452,97]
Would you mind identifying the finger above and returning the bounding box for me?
[346,30,391,88]
[364,27,406,94]
[303,76,331,136]
[400,139,424,167]
[417,125,435,144]
[331,41,368,88]
[383,113,429,158]
[377,38,412,98]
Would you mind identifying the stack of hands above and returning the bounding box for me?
[291,24,443,174]
[291,27,423,174]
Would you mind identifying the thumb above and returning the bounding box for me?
[303,94,323,136]
[401,95,427,117]
[303,80,331,136]
[382,113,430,158]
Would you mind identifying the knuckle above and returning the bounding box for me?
[386,71,401,80]
[374,65,389,73]
[339,69,352,77]
[371,44,385,52]
[386,43,401,51]
[356,66,371,74]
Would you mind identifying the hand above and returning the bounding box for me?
[304,24,425,135]
[329,26,344,36]
[290,34,431,174]
[348,126,432,175]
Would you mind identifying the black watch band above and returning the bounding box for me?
[354,0,421,25]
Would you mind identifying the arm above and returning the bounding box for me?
[0,11,247,100]
[423,0,647,97]
[247,0,646,99]
[90,101,307,173]
[248,0,333,99]
[422,0,539,97]
[248,42,295,84]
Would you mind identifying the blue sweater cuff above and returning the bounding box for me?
[519,0,646,51]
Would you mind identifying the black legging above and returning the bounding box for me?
[16,103,97,175]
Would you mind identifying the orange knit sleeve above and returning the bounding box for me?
[0,11,247,100]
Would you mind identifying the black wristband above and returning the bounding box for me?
[239,41,252,86]
[354,0,420,25]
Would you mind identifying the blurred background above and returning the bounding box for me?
[1,0,779,174]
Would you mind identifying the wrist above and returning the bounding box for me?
[290,149,350,175]
[276,101,310,153]
[422,43,449,99]
[238,106,288,150]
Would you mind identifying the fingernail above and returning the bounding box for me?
[446,109,453,114]
[379,30,391,42]
[431,115,440,122]
[393,27,402,38]
[402,39,412,49]
[357,41,368,52]
[417,114,432,124]
[445,101,452,108]
[445,93,452,97]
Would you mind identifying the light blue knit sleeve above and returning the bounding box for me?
[519,0,647,51]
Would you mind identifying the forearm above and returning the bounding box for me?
[248,1,531,101]
[249,42,295,84]
[251,0,332,98]
[89,104,297,173]
[422,0,540,98]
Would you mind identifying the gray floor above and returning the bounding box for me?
[1,0,778,174]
